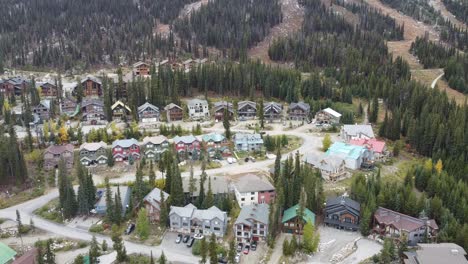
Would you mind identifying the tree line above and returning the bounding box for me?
[442,0,468,24]
[174,0,282,59]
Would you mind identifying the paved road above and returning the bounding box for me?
[0,124,328,263]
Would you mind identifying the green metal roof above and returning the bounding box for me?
[0,242,16,264]
[281,204,316,225]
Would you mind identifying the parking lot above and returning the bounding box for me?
[238,241,268,264]
[161,232,197,257]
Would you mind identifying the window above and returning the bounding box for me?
[344,217,352,223]
[259,231,264,235]
[251,197,254,201]
[214,227,220,231]
[260,224,264,228]
[183,223,188,227]
[251,192,255,195]
[284,223,288,227]
[237,232,241,236]
[204,225,210,229]
[241,198,245,201]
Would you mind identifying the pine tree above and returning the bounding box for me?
[89,235,100,263]
[209,233,217,264]
[369,95,379,123]
[274,146,281,183]
[112,225,127,262]
[105,177,115,223]
[322,134,332,151]
[150,251,155,264]
[149,161,156,188]
[197,167,207,208]
[159,190,168,228]
[200,237,208,264]
[170,162,184,206]
[107,149,114,167]
[258,98,265,128]
[223,108,231,140]
[203,176,214,209]
[228,239,236,264]
[101,240,108,252]
[303,221,319,254]
[45,239,55,264]
[188,164,197,201]
[77,164,89,215]
[114,186,123,224]
[134,165,145,207]
[159,251,167,264]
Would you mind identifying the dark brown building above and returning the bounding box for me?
[324,196,360,231]
[74,76,102,98]
[164,103,183,122]
[40,82,58,98]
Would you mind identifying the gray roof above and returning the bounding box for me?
[81,99,104,108]
[182,176,229,196]
[164,103,182,111]
[238,101,257,110]
[95,186,130,208]
[289,101,310,112]
[264,102,282,112]
[213,101,234,112]
[37,99,51,110]
[235,204,269,226]
[192,206,227,222]
[304,153,345,172]
[112,138,139,148]
[232,174,275,193]
[234,133,263,144]
[326,196,360,212]
[342,125,375,138]
[142,136,168,145]
[187,98,208,107]
[144,187,169,211]
[404,243,468,264]
[173,135,198,144]
[81,75,102,85]
[170,203,197,218]
[80,141,107,151]
[138,102,159,113]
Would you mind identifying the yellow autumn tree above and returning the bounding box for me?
[423,159,433,173]
[435,159,443,174]
[59,125,69,143]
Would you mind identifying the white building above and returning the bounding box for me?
[340,124,375,142]
[231,174,275,207]
[187,99,209,121]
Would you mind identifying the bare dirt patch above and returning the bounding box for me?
[248,0,305,64]
[429,0,467,30]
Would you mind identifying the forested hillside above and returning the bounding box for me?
[0,0,194,70]
[379,0,443,25]
[334,0,404,41]
[442,0,468,24]
[440,22,468,51]
[173,0,282,59]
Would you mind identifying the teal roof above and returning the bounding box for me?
[281,204,316,224]
[0,242,16,264]
[202,133,225,142]
[326,142,367,160]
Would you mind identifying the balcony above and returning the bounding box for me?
[324,218,359,229]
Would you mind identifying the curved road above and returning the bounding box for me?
[0,124,328,263]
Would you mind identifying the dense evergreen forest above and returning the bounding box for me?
[379,0,443,25]
[334,0,405,41]
[410,37,468,93]
[442,0,468,24]
[0,0,195,70]
[0,125,28,186]
[440,21,468,52]
[173,0,282,59]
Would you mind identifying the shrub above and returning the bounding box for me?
[192,240,201,255]
[89,224,104,233]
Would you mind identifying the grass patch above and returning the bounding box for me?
[34,198,63,223]
[0,186,45,209]
[128,224,165,246]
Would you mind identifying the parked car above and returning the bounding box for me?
[194,233,204,240]
[187,237,195,247]
[243,245,250,254]
[251,241,257,251]
[234,253,241,263]
[175,233,183,244]
[183,235,190,243]
[244,157,249,162]
[237,243,243,252]
[124,223,135,235]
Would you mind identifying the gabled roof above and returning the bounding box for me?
[289,102,310,112]
[112,138,139,148]
[192,206,227,222]
[235,204,269,226]
[133,61,149,68]
[36,99,51,110]
[303,153,345,172]
[232,174,275,193]
[349,138,386,154]
[144,187,169,211]
[322,108,342,118]
[182,176,229,196]
[187,98,208,106]
[264,102,282,113]
[374,207,439,232]
[111,100,131,112]
[45,144,74,155]
[81,75,102,85]
[202,133,225,143]
[142,136,168,145]
[138,102,159,113]
[282,204,316,224]
[170,203,197,218]
[234,133,263,144]
[325,196,360,212]
[164,103,182,111]
[80,141,107,151]
[213,101,234,112]
[238,101,257,110]
[40,82,57,89]
[173,135,198,144]
[0,242,16,264]
[326,142,368,160]
[405,243,468,264]
[81,99,104,108]
[342,125,375,139]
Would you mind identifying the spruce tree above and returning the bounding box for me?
[134,165,145,207]
[209,233,217,264]
[274,146,282,183]
[197,167,207,208]
[188,164,197,201]
[112,225,127,262]
[258,98,264,128]
[89,235,100,263]
[149,161,156,188]
[45,239,55,264]
[77,164,89,215]
[105,177,115,223]
[159,251,167,264]
[223,108,231,140]
[170,162,184,206]
[203,177,214,209]
[114,186,123,225]
[200,237,208,264]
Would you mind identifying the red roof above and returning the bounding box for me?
[374,207,438,232]
[349,138,386,153]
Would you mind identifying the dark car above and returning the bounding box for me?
[183,235,190,243]
[175,233,183,244]
[187,237,195,247]
[251,241,257,251]
[237,243,243,252]
[124,223,135,235]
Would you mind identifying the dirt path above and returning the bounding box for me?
[248,0,305,63]
[429,0,467,30]
[363,0,466,104]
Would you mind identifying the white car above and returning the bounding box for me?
[194,233,204,240]
[235,253,241,263]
